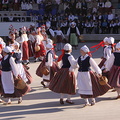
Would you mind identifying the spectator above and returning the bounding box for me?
[108,11,114,22]
[97,0,105,14]
[105,0,112,13]
[101,19,108,34]
[13,0,20,11]
[68,13,75,21]
[76,0,82,15]
[81,0,87,15]
[2,0,9,10]
[8,14,14,22]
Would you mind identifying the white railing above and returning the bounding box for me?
[0,16,36,22]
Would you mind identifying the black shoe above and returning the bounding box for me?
[66,100,74,104]
[60,99,64,104]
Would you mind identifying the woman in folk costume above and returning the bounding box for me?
[0,46,30,105]
[19,26,29,64]
[34,27,46,62]
[0,37,6,53]
[67,22,80,49]
[41,25,48,53]
[76,45,110,107]
[8,33,19,51]
[0,54,4,103]
[12,42,33,84]
[49,43,76,104]
[54,27,65,51]
[104,42,120,99]
[36,43,59,88]
[27,30,35,58]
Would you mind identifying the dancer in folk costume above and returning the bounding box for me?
[49,43,76,104]
[12,42,33,84]
[41,25,48,53]
[98,37,115,70]
[19,26,29,64]
[54,27,65,51]
[67,22,80,49]
[0,37,6,53]
[36,43,59,88]
[34,27,46,62]
[0,46,30,105]
[27,30,35,58]
[104,42,120,99]
[46,23,55,42]
[0,54,4,103]
[76,45,110,107]
[8,33,19,51]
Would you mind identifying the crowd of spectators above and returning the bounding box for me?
[0,0,120,34]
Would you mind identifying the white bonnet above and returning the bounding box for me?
[14,42,20,48]
[64,43,72,50]
[107,37,115,44]
[81,45,90,53]
[116,42,120,49]
[103,37,108,42]
[46,43,53,49]
[3,46,12,53]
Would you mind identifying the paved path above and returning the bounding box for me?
[0,42,120,120]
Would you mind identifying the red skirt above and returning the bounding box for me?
[80,71,111,98]
[34,43,46,58]
[23,65,33,84]
[98,58,106,68]
[49,68,76,95]
[28,40,34,57]
[56,35,62,43]
[22,41,29,60]
[108,65,120,88]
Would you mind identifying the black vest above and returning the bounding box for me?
[46,50,53,62]
[12,52,22,64]
[46,29,51,36]
[70,27,76,33]
[1,55,12,71]
[78,56,91,72]
[113,52,120,66]
[62,54,71,68]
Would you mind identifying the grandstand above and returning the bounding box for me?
[0,0,120,41]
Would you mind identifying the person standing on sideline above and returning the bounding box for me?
[54,27,65,51]
[104,42,120,99]
[76,45,110,107]
[67,22,80,50]
[49,43,76,105]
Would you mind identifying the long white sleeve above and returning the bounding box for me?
[90,57,102,74]
[45,53,53,67]
[9,57,19,77]
[76,27,80,36]
[68,55,77,72]
[67,28,70,36]
[105,53,114,71]
[49,29,55,37]
[105,47,112,60]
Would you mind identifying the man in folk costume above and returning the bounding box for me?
[76,45,110,107]
[46,23,55,43]
[67,21,80,50]
[49,43,76,104]
[0,46,30,105]
[34,27,45,62]
[104,42,120,99]
[19,26,29,64]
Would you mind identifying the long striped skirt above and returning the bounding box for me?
[98,58,106,68]
[108,65,120,88]
[49,68,76,95]
[80,71,111,98]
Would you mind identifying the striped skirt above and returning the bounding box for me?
[108,65,120,88]
[49,68,76,95]
[80,71,111,98]
[98,58,106,68]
